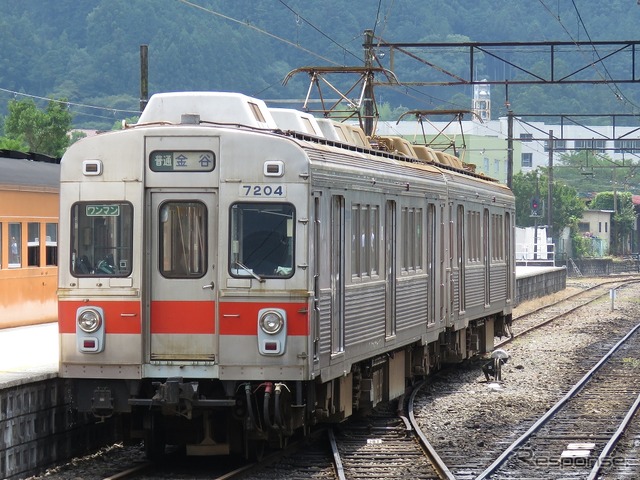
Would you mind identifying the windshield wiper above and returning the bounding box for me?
[234,261,265,283]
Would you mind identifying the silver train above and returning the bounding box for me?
[58,92,515,458]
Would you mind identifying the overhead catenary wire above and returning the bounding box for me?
[536,0,640,115]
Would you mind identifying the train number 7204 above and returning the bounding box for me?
[240,184,286,197]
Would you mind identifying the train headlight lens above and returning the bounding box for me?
[78,309,102,333]
[259,311,284,335]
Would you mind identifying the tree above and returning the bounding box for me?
[512,170,585,241]
[0,137,27,151]
[553,151,640,197]
[3,98,72,157]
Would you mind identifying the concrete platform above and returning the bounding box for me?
[515,265,567,304]
[0,323,58,388]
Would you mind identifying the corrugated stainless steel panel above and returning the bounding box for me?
[344,283,386,346]
[490,264,507,304]
[318,291,332,356]
[451,269,460,312]
[396,276,429,331]
[464,267,485,306]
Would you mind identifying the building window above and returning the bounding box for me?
[9,223,21,267]
[27,222,40,267]
[521,153,533,168]
[614,139,640,153]
[544,139,566,152]
[46,223,58,266]
[520,133,533,142]
[575,139,606,152]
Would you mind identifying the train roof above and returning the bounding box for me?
[0,150,60,190]
[130,92,504,186]
[137,91,277,129]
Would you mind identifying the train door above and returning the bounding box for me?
[148,192,218,360]
[484,208,490,306]
[456,204,465,313]
[385,200,396,337]
[505,212,513,302]
[330,195,345,355]
[426,204,436,324]
[439,204,447,323]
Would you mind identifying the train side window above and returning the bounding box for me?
[46,223,58,266]
[70,202,133,277]
[9,223,21,268]
[400,206,423,273]
[27,222,40,267]
[159,202,207,278]
[229,202,295,279]
[350,203,380,280]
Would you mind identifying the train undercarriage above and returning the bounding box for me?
[77,314,508,459]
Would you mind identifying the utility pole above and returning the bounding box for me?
[363,29,375,136]
[507,109,513,188]
[140,44,149,112]
[547,130,554,233]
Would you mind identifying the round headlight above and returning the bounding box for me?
[78,309,102,333]
[259,311,284,335]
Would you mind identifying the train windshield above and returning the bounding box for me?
[229,202,294,279]
[70,202,133,277]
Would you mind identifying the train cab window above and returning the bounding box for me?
[9,223,21,268]
[70,202,133,277]
[159,202,207,278]
[229,202,294,279]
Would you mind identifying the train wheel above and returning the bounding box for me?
[144,413,166,461]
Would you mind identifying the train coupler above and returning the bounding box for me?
[151,377,199,418]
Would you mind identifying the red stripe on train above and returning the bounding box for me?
[219,302,309,336]
[150,301,215,334]
[59,300,309,336]
[58,300,141,334]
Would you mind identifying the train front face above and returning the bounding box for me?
[58,124,312,456]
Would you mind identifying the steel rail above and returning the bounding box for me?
[408,381,457,480]
[476,321,640,480]
[327,428,347,480]
[497,279,640,348]
[586,390,640,480]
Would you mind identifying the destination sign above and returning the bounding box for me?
[150,150,215,172]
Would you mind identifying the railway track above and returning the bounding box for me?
[327,395,444,479]
[497,277,640,347]
[477,321,640,479]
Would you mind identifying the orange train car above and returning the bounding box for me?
[0,150,60,329]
